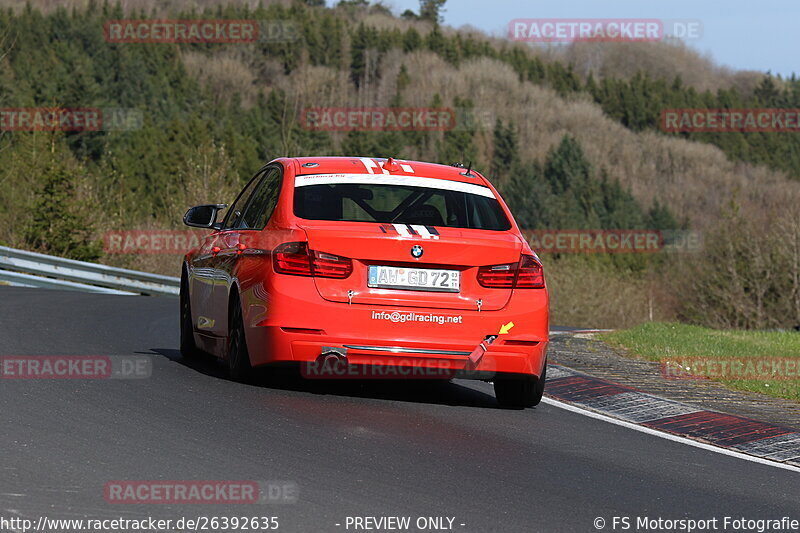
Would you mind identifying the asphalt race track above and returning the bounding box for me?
[1,286,798,533]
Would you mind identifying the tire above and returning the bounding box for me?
[494,364,546,409]
[180,273,201,359]
[227,294,253,382]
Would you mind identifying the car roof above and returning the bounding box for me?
[289,156,487,184]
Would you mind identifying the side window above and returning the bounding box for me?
[239,167,282,230]
[222,170,265,230]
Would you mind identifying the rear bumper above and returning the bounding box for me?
[241,277,548,379]
[259,329,547,378]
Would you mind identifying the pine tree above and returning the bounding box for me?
[419,0,446,24]
[754,76,781,106]
[24,140,102,261]
[490,120,519,181]
[646,199,681,230]
[543,135,592,196]
[402,28,422,52]
[503,160,549,229]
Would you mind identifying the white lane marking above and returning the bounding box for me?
[295,173,495,198]
[542,397,800,474]
[360,158,378,174]
[411,225,439,239]
[392,223,412,237]
[400,164,414,173]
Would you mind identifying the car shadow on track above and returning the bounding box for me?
[147,348,505,409]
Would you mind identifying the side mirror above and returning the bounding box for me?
[183,204,227,229]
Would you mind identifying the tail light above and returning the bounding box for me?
[477,255,544,289]
[477,263,516,288]
[273,242,352,279]
[515,255,545,288]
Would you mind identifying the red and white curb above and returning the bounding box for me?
[545,364,800,471]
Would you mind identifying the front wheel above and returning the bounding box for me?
[227,296,253,382]
[494,364,546,409]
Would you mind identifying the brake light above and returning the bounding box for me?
[273,242,312,275]
[516,254,545,288]
[273,242,352,279]
[477,255,544,289]
[313,251,353,278]
[477,263,516,288]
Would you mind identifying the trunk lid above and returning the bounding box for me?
[301,221,521,311]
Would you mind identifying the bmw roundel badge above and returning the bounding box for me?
[411,245,424,258]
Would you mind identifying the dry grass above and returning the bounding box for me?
[173,42,798,232]
[6,2,796,325]
[352,10,434,34]
[545,258,677,328]
[390,52,800,228]
[554,40,766,93]
[102,246,188,277]
[277,62,353,109]
[6,0,770,97]
[181,50,259,108]
[97,140,241,276]
[2,0,291,14]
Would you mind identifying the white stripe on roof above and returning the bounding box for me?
[412,225,435,239]
[360,158,378,174]
[392,223,412,237]
[294,173,495,198]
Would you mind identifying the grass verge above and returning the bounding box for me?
[601,322,800,401]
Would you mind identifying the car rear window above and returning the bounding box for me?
[294,179,511,231]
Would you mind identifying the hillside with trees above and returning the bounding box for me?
[1,0,798,329]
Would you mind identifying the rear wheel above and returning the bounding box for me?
[180,273,201,359]
[494,364,546,409]
[227,294,253,382]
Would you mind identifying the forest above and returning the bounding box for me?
[1,0,798,329]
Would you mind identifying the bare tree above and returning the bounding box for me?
[0,26,15,62]
[0,28,17,155]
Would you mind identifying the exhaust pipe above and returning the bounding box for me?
[320,346,347,357]
[318,346,348,367]
[322,352,345,364]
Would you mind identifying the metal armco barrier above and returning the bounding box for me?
[0,245,180,296]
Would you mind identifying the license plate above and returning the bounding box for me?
[368,265,460,293]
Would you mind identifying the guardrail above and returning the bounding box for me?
[0,245,180,296]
